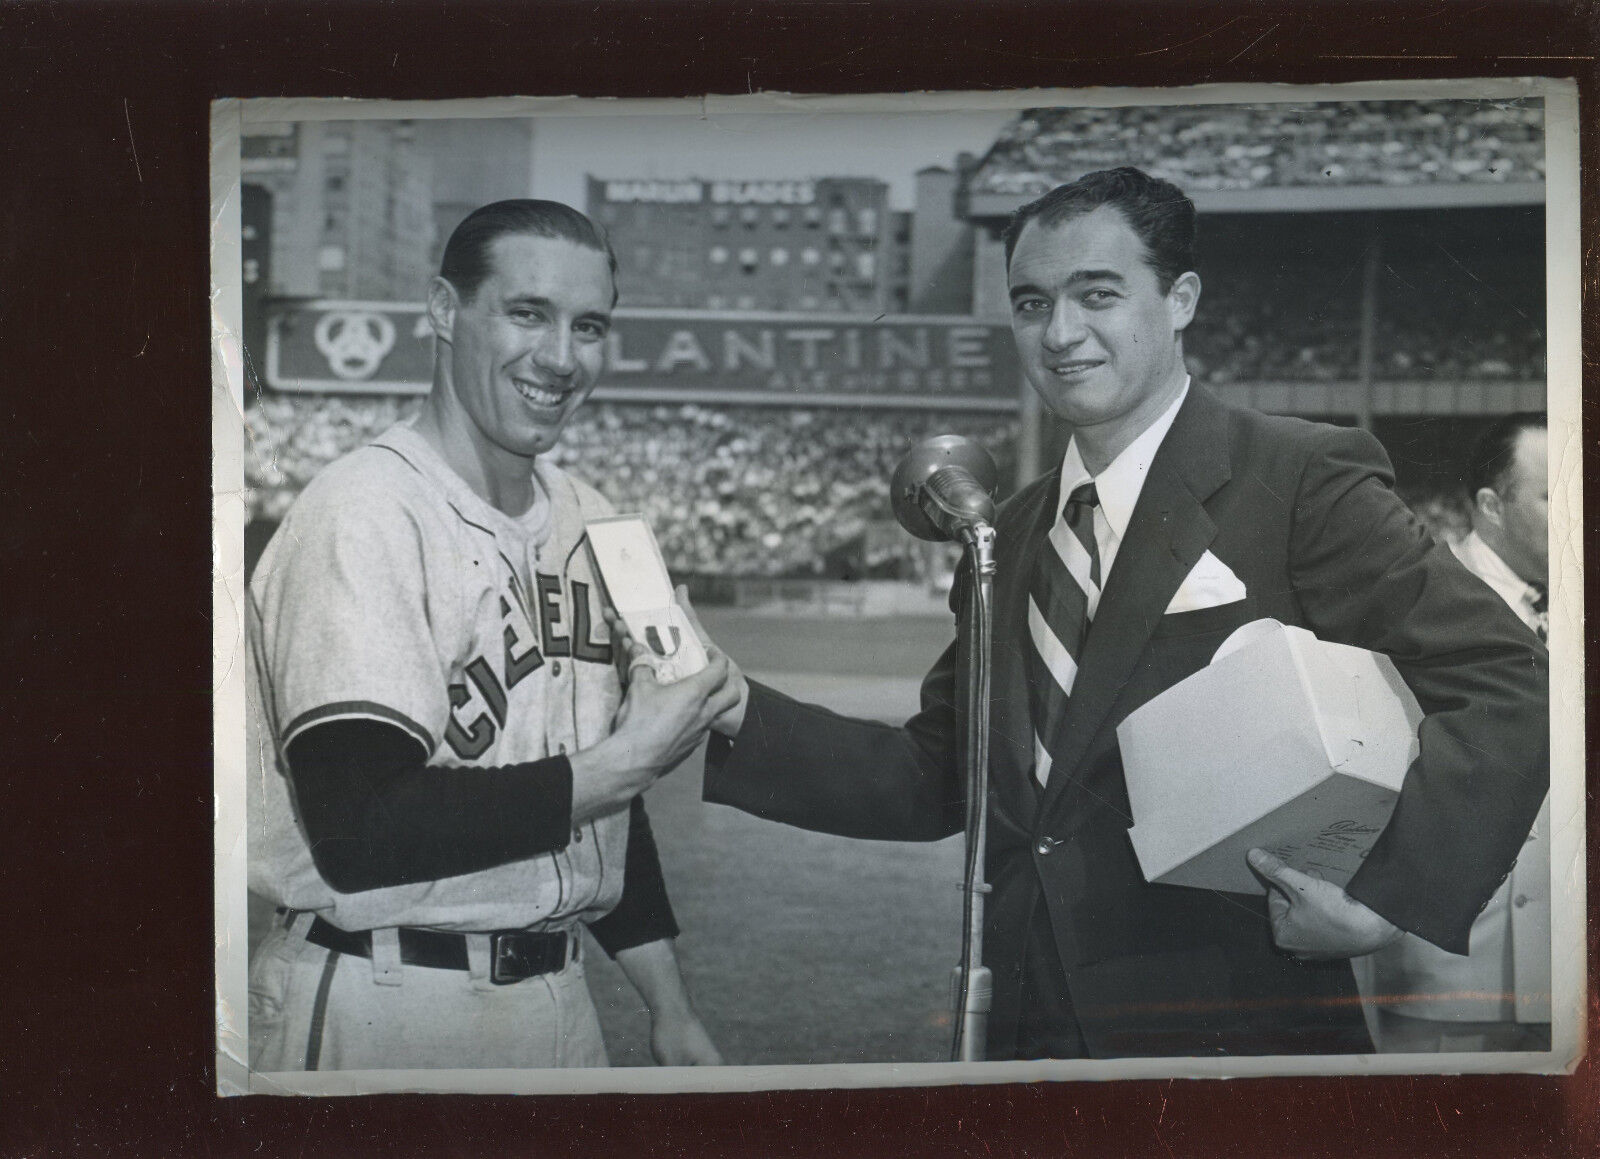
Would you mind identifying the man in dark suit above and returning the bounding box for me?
[691,168,1548,1059]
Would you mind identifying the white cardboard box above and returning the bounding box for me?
[1119,619,1423,895]
[583,515,708,683]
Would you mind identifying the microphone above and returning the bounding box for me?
[891,435,999,542]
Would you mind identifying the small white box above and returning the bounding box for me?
[584,515,708,683]
[1118,619,1423,895]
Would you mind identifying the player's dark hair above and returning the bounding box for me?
[1467,411,1546,499]
[439,199,619,302]
[1002,166,1197,294]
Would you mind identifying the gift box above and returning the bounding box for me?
[1119,618,1423,895]
[584,515,707,683]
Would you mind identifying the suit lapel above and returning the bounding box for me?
[1037,387,1234,817]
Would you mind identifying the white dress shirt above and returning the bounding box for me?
[1056,377,1191,591]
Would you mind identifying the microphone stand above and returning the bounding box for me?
[951,520,995,1062]
[889,433,999,1062]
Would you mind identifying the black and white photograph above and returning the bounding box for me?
[211,82,1584,1096]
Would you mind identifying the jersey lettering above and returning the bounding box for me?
[504,620,545,689]
[442,572,611,760]
[444,680,495,760]
[465,655,508,727]
[569,580,613,664]
[535,573,572,658]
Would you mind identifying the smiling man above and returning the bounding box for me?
[246,201,737,1072]
[696,168,1548,1059]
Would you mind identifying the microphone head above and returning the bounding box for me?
[891,434,999,542]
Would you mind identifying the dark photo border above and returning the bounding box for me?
[4,2,1595,1155]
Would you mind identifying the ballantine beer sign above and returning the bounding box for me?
[265,302,1021,410]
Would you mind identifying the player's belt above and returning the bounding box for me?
[300,914,575,985]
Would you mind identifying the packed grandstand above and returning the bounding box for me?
[967,100,1545,196]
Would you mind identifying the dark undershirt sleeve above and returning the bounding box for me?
[285,717,574,893]
[586,796,680,957]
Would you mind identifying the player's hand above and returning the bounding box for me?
[671,586,748,736]
[570,648,740,820]
[649,1008,724,1066]
[1247,848,1405,960]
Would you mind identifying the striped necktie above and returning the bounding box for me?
[1026,481,1102,785]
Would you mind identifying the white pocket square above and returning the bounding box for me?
[1164,550,1247,614]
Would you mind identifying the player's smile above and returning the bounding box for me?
[510,374,574,409]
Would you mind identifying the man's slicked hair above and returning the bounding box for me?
[439,199,619,303]
[1002,167,1197,294]
[1468,411,1546,499]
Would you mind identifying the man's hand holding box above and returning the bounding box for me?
[1119,618,1423,956]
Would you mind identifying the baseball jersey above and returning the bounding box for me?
[247,421,628,933]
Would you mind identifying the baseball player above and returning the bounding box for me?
[246,199,738,1071]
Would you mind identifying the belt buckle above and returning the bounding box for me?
[490,930,564,985]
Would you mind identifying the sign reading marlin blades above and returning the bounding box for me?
[264,302,1021,409]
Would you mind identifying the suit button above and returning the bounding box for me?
[573,827,584,844]
[552,660,563,676]
[1514,894,1530,908]
[1036,839,1054,856]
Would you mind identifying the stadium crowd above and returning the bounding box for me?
[970,100,1545,197]
[244,396,1017,579]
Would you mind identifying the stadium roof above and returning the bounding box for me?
[965,100,1545,218]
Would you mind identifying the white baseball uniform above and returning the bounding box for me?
[247,421,633,1071]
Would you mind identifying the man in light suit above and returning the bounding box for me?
[692,168,1548,1059]
[1362,413,1551,1053]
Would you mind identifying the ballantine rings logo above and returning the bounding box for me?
[313,310,397,380]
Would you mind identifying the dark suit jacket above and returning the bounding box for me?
[705,386,1549,1059]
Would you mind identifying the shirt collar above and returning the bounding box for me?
[1059,376,1191,539]
[1456,530,1541,604]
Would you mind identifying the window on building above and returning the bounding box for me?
[799,294,820,310]
[770,247,789,267]
[800,247,821,266]
[773,206,790,228]
[736,294,756,310]
[857,252,876,279]
[741,206,760,227]
[804,205,822,228]
[738,247,758,272]
[707,294,727,309]
[858,208,878,235]
[317,245,346,272]
[709,245,729,265]
[712,206,731,227]
[828,208,848,235]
